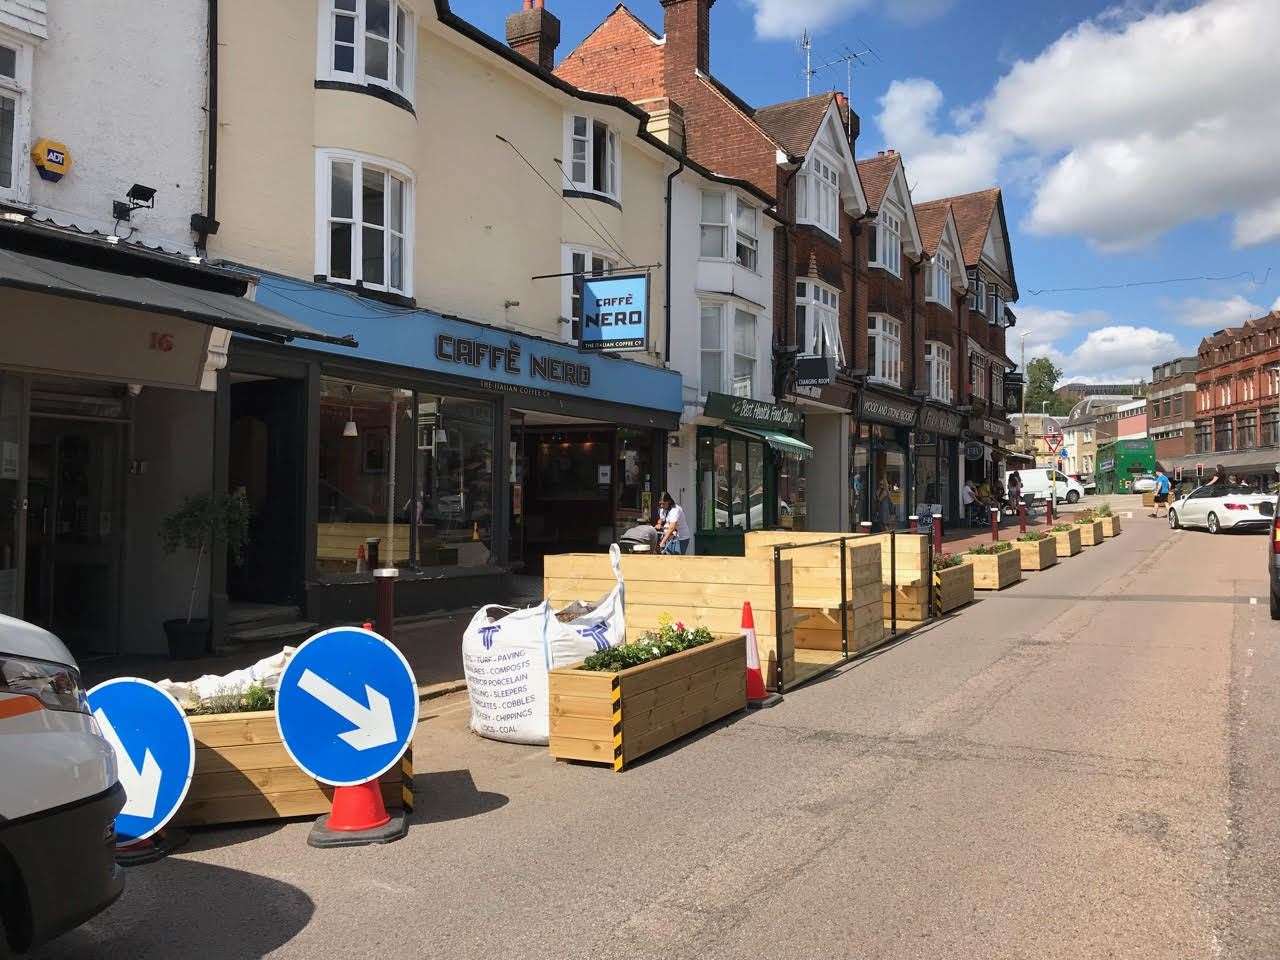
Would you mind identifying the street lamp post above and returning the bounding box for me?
[1019,331,1031,462]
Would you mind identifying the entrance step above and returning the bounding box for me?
[218,620,319,654]
[227,603,303,629]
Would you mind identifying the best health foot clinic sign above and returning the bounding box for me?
[579,273,649,352]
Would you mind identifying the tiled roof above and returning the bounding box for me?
[946,188,1002,265]
[913,198,951,255]
[856,152,900,210]
[753,93,835,158]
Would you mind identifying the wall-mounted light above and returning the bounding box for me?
[112,182,156,224]
[343,385,359,438]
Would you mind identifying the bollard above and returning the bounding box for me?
[859,521,873,534]
[990,507,1000,542]
[1046,497,1054,524]
[932,519,943,555]
[365,537,381,571]
[1018,501,1027,534]
[374,568,398,642]
[908,515,918,533]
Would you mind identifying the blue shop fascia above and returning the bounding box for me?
[211,272,681,632]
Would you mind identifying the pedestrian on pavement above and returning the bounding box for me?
[1151,468,1172,518]
[962,479,978,526]
[876,478,895,531]
[657,491,691,555]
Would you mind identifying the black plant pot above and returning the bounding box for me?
[163,618,210,660]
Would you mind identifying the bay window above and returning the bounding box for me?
[924,341,952,403]
[564,247,617,343]
[317,150,413,295]
[927,252,952,307]
[795,280,843,363]
[987,286,1002,325]
[869,207,903,276]
[566,114,621,201]
[700,301,760,398]
[797,153,840,237]
[0,36,32,203]
[319,0,414,101]
[700,190,727,257]
[868,314,901,387]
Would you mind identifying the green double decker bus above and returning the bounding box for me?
[1094,438,1156,494]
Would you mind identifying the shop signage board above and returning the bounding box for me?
[86,678,195,845]
[579,274,649,353]
[860,390,919,428]
[276,627,419,787]
[970,415,1015,442]
[965,442,985,460]
[794,355,836,387]
[1044,421,1064,451]
[917,405,963,437]
[704,392,804,432]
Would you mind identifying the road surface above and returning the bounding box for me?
[34,506,1280,959]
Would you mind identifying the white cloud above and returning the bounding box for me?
[746,0,953,40]
[1273,295,1280,311]
[1012,307,1183,381]
[874,0,1280,248]
[1168,295,1267,328]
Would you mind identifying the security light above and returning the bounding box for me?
[126,183,156,204]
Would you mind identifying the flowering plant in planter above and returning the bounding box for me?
[1096,503,1114,517]
[968,542,1013,555]
[1073,510,1098,524]
[1017,531,1049,541]
[934,552,965,570]
[1051,524,1073,533]
[582,615,713,672]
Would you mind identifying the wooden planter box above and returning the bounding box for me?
[963,549,1022,590]
[1013,537,1057,571]
[1100,515,1122,537]
[175,710,406,827]
[1050,527,1082,557]
[1142,491,1156,508]
[548,634,747,771]
[1076,519,1105,546]
[935,563,975,613]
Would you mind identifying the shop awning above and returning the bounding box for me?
[726,425,814,460]
[0,247,358,347]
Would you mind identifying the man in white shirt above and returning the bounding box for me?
[962,480,977,526]
[658,492,692,555]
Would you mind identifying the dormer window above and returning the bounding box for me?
[926,252,952,308]
[319,0,414,102]
[868,207,903,277]
[566,114,621,202]
[796,153,840,237]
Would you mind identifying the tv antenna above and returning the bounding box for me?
[799,30,815,97]
[817,42,882,133]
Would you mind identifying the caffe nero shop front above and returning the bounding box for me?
[219,273,682,634]
[695,392,813,556]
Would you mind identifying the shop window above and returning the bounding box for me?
[924,341,951,403]
[797,152,840,237]
[318,0,414,101]
[1239,414,1257,449]
[868,314,901,387]
[616,429,656,528]
[0,36,32,203]
[869,206,903,276]
[697,431,769,533]
[563,247,617,344]
[316,378,492,574]
[1262,412,1278,447]
[795,280,843,363]
[565,113,621,201]
[777,455,806,531]
[926,252,951,307]
[317,150,413,295]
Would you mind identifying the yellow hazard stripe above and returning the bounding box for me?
[611,676,624,772]
[932,571,942,618]
[400,745,414,812]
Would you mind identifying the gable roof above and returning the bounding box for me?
[913,198,951,255]
[754,93,837,158]
[945,187,1017,299]
[856,153,899,211]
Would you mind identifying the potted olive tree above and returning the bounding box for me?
[159,492,251,659]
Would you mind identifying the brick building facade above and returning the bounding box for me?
[1147,356,1198,463]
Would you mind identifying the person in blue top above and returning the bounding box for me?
[1151,468,1172,518]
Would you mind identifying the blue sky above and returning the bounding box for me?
[452,0,1280,383]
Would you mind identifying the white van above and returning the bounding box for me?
[0,615,124,956]
[1005,468,1085,504]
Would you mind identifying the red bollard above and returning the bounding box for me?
[1018,502,1027,534]
[908,515,918,533]
[374,568,398,642]
[932,520,943,555]
[990,507,1000,542]
[1046,497,1054,524]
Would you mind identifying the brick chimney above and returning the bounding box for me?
[661,0,714,75]
[506,0,560,72]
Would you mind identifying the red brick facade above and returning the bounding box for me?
[1190,312,1280,473]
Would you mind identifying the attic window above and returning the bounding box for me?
[797,153,840,237]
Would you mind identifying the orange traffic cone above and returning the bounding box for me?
[742,601,781,709]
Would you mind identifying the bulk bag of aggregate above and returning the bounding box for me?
[462,545,626,744]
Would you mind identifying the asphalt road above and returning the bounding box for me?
[34,504,1280,959]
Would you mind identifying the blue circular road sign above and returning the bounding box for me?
[87,678,195,845]
[276,627,418,787]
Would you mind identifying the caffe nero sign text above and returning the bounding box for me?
[860,390,919,428]
[704,392,804,432]
[579,274,649,353]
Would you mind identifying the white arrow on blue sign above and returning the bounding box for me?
[275,627,419,787]
[86,678,195,845]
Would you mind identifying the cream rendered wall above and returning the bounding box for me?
[212,0,668,363]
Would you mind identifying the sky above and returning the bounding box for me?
[452,0,1280,384]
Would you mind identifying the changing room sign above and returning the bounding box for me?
[579,273,649,353]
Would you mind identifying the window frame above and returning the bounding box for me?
[795,279,844,365]
[796,150,841,238]
[561,245,619,345]
[869,205,903,277]
[698,190,761,273]
[0,32,33,205]
[564,112,622,202]
[698,299,761,399]
[927,251,952,308]
[316,0,415,103]
[924,341,952,403]
[868,313,902,387]
[314,148,415,296]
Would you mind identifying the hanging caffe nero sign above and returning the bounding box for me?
[579,274,649,353]
[859,389,919,428]
[703,392,803,432]
[917,405,963,437]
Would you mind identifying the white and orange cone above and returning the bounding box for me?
[742,601,781,708]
